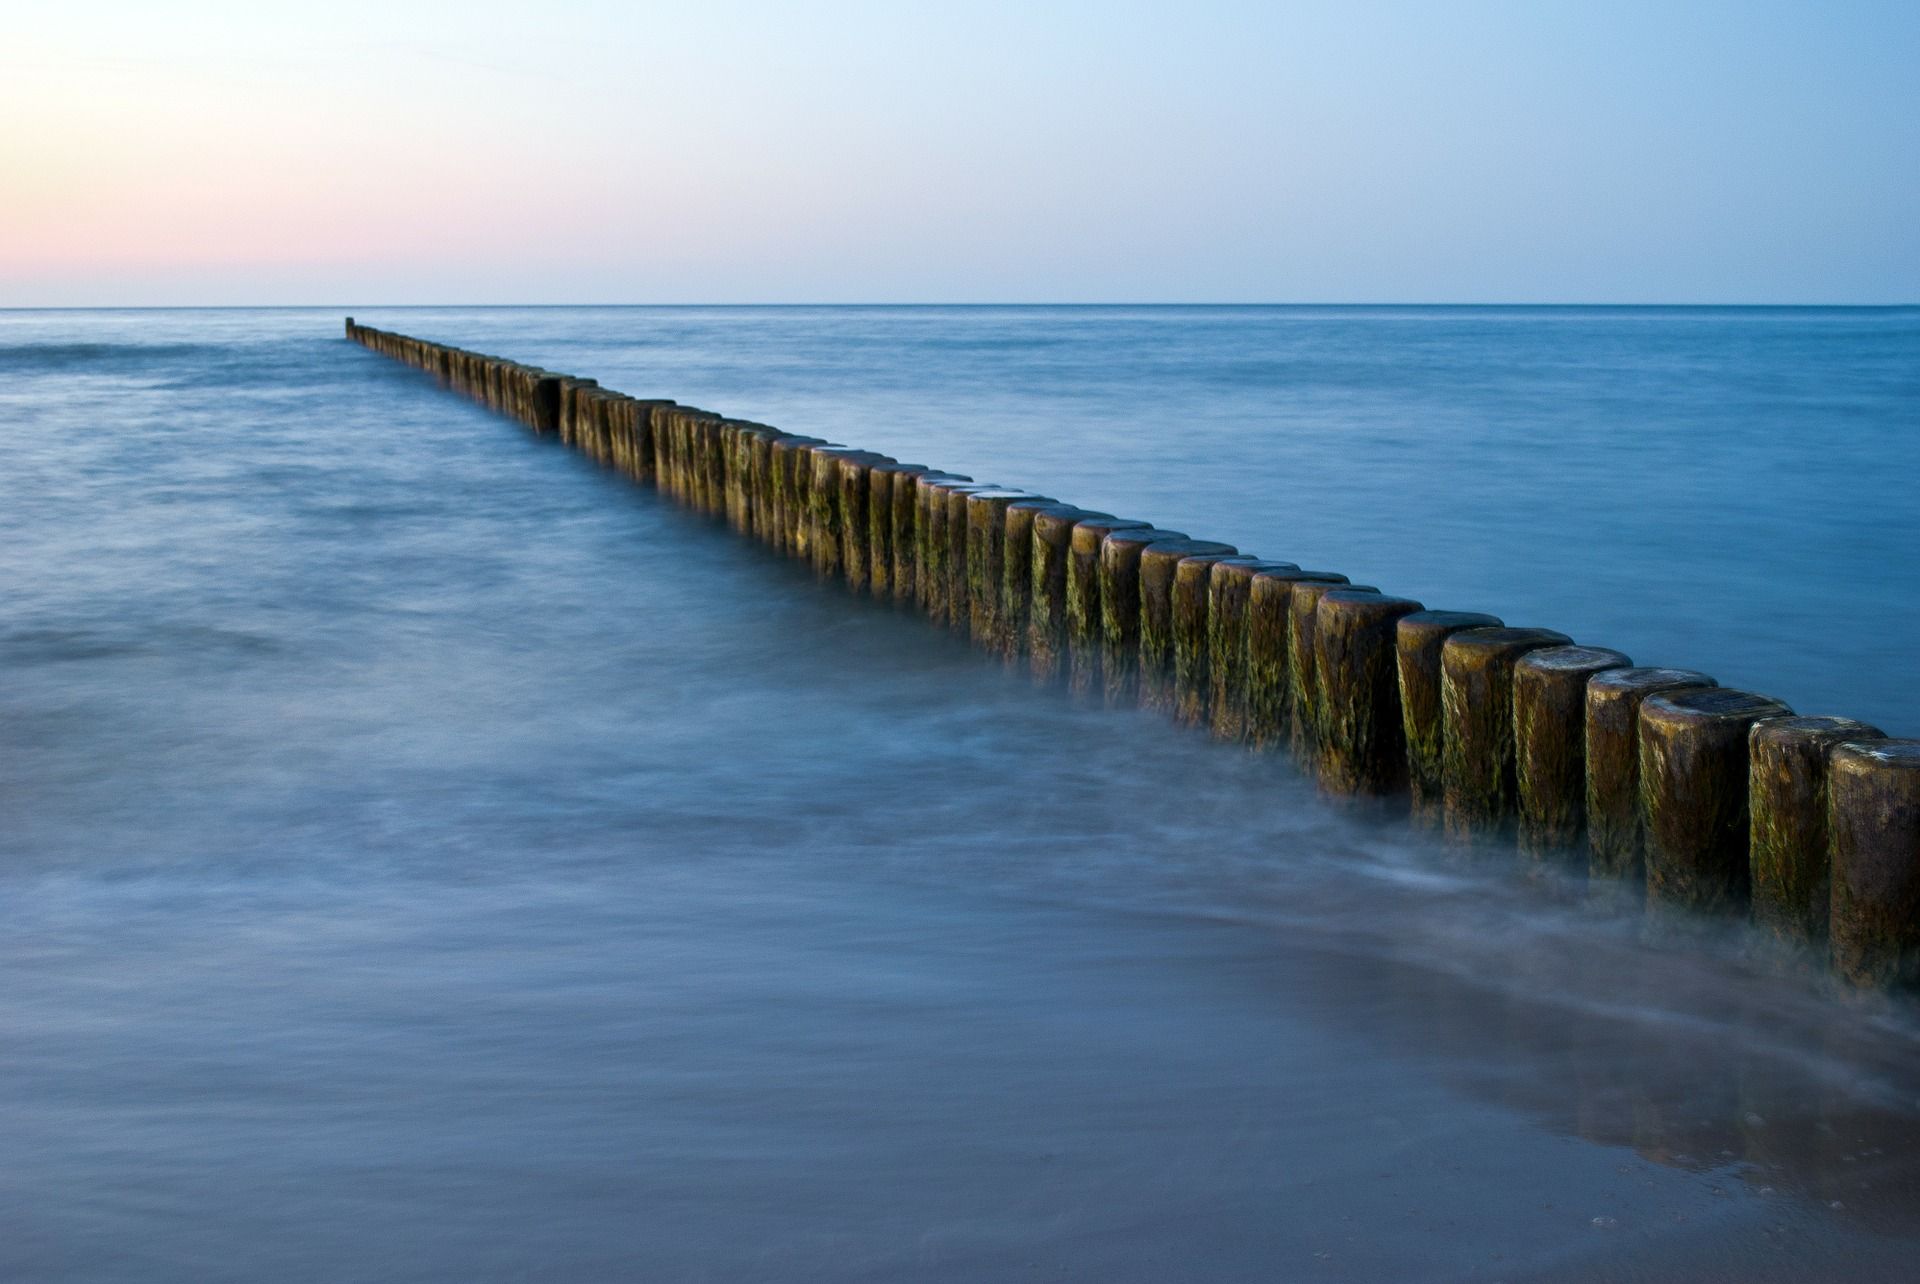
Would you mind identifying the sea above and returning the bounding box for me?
[2,305,1917,1281]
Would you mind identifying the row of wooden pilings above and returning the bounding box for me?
[345,318,1920,994]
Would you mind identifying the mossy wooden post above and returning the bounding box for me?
[1137,540,1237,711]
[1828,740,1920,990]
[1439,627,1572,839]
[1097,529,1190,703]
[1207,559,1299,741]
[837,451,893,594]
[1030,507,1107,681]
[1316,591,1425,796]
[918,477,991,625]
[720,421,752,533]
[1066,517,1154,694]
[1749,717,1884,954]
[997,499,1062,659]
[778,436,827,557]
[866,463,927,600]
[808,447,853,580]
[1639,688,1793,917]
[897,471,967,607]
[1288,580,1378,757]
[1394,612,1502,819]
[964,489,1039,648]
[946,486,1004,633]
[745,426,780,540]
[1513,645,1633,858]
[1585,669,1719,894]
[701,416,729,516]
[1246,570,1348,749]
[1172,552,1255,726]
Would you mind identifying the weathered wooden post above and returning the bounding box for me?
[1749,716,1883,954]
[915,475,984,623]
[1000,498,1066,658]
[1315,591,1426,796]
[1288,580,1378,757]
[1440,626,1572,838]
[866,462,928,600]
[964,489,1042,648]
[1585,668,1720,894]
[1395,611,1503,821]
[1097,528,1190,703]
[1172,552,1258,725]
[1137,539,1237,711]
[807,446,853,579]
[1207,559,1299,741]
[1512,645,1633,857]
[1030,507,1108,681]
[1828,740,1920,990]
[1246,570,1348,749]
[895,470,968,605]
[1638,688,1793,918]
[837,450,894,593]
[1066,517,1154,694]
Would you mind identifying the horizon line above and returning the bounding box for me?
[4,301,1915,312]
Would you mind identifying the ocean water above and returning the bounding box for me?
[1,305,1917,1282]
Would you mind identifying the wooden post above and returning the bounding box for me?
[1747,716,1882,953]
[916,476,990,624]
[895,470,968,605]
[964,489,1043,648]
[1171,552,1257,725]
[1396,611,1503,821]
[1828,740,1920,990]
[1207,559,1300,741]
[866,462,928,599]
[1097,529,1190,704]
[1137,539,1237,711]
[1513,645,1633,858]
[1066,517,1155,694]
[1246,570,1348,750]
[1315,591,1426,796]
[1440,627,1572,838]
[1029,507,1108,681]
[1639,688,1793,918]
[1586,668,1720,893]
[1288,580,1378,757]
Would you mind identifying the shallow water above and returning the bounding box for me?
[2,306,1919,1281]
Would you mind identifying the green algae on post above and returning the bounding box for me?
[1171,552,1257,725]
[1137,539,1237,712]
[1315,591,1425,797]
[1288,580,1377,758]
[1585,668,1719,891]
[1097,528,1190,703]
[1066,517,1154,694]
[1439,626,1571,839]
[1748,716,1883,953]
[1246,570,1348,749]
[1395,611,1503,820]
[963,490,1041,648]
[1512,645,1633,858]
[1638,688,1793,918]
[1207,559,1299,741]
[1828,739,1920,990]
[1029,507,1107,681]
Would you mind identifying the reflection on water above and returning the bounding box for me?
[2,307,1918,1281]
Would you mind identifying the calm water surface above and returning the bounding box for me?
[1,306,1917,1281]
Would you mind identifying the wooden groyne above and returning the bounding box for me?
[343,317,1920,994]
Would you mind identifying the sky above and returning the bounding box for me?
[2,0,1915,305]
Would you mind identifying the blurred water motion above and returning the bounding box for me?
[2,306,1918,1281]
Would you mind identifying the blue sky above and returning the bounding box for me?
[3,0,1914,304]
